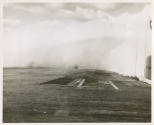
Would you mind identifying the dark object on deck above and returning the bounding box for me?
[74,65,79,69]
[130,76,139,81]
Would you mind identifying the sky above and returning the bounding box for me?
[3,3,151,73]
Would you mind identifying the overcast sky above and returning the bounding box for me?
[3,3,151,69]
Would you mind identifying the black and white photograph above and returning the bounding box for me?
[2,1,152,123]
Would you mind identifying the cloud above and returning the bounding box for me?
[97,3,147,16]
[3,3,148,25]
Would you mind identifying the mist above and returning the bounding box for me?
[3,3,151,77]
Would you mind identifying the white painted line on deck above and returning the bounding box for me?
[68,79,81,86]
[77,79,85,87]
[109,81,119,90]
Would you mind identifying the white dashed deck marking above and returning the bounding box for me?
[77,79,85,88]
